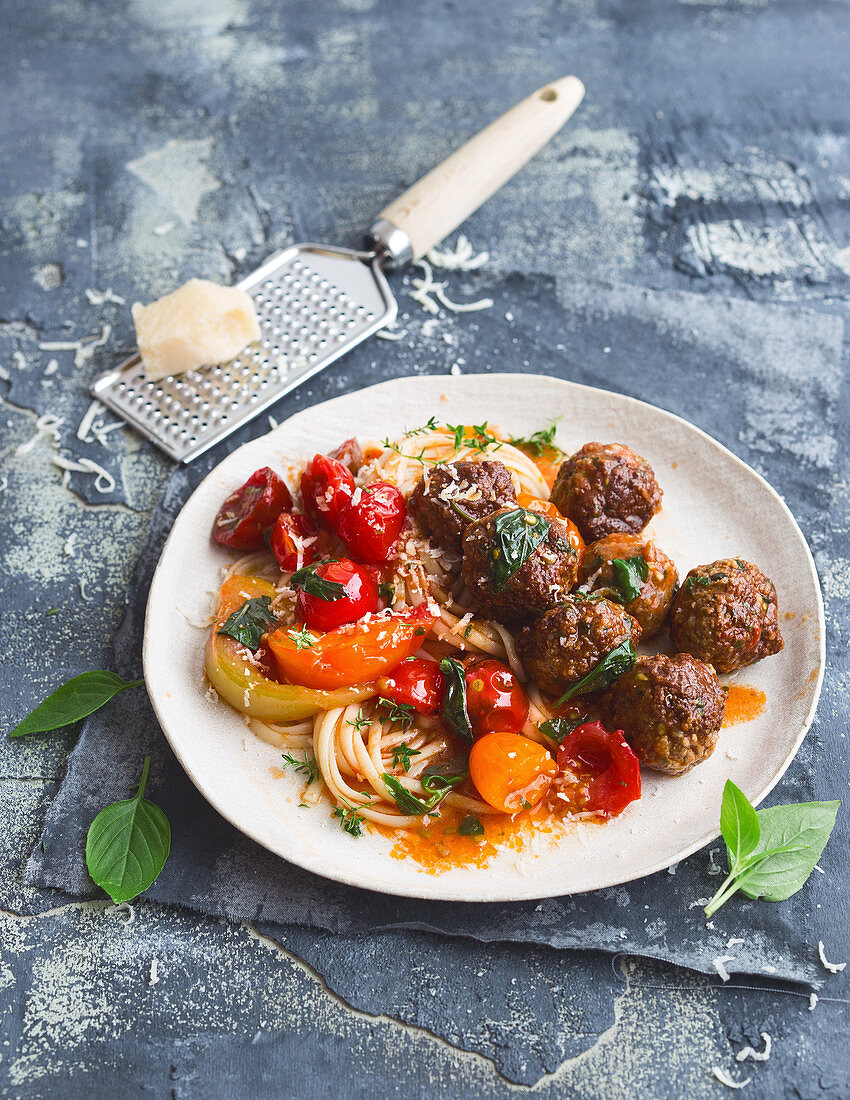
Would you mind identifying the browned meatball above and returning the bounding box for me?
[550,442,662,542]
[578,533,678,638]
[409,460,517,554]
[606,653,724,775]
[670,558,783,674]
[517,596,641,696]
[461,506,580,625]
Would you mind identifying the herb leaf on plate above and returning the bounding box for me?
[439,658,474,743]
[538,715,588,743]
[217,595,277,651]
[554,639,636,705]
[611,555,649,603]
[8,670,144,738]
[382,774,451,816]
[85,756,171,904]
[488,508,550,593]
[458,814,485,837]
[289,562,346,602]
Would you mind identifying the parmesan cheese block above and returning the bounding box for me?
[131,278,261,380]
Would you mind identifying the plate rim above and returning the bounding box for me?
[142,372,826,902]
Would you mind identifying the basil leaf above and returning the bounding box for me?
[737,801,840,902]
[611,555,649,603]
[488,508,550,593]
[554,639,636,705]
[290,562,346,602]
[538,716,588,743]
[381,773,450,816]
[421,760,468,794]
[439,658,474,743]
[719,780,760,869]
[459,815,484,837]
[8,671,144,738]
[217,596,277,651]
[85,756,171,904]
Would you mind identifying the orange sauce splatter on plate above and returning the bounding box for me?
[722,684,766,727]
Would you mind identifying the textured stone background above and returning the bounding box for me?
[2,0,849,1096]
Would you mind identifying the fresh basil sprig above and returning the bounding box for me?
[8,670,144,738]
[290,561,346,602]
[382,767,465,816]
[611,555,649,603]
[489,508,550,593]
[439,658,474,743]
[85,756,171,904]
[217,595,277,651]
[420,761,467,793]
[704,780,840,917]
[538,716,588,743]
[554,639,636,705]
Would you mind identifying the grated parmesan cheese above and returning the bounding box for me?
[40,324,111,369]
[148,958,160,986]
[43,358,59,376]
[713,955,735,982]
[726,937,745,949]
[85,287,126,306]
[53,454,116,494]
[818,940,846,973]
[63,534,77,557]
[79,578,92,601]
[736,1033,771,1063]
[407,259,494,316]
[809,993,818,1011]
[711,1067,751,1089]
[426,234,489,271]
[15,413,65,455]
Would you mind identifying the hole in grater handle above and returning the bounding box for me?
[91,244,396,464]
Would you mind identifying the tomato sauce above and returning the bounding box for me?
[722,683,766,727]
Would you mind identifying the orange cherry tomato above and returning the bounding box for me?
[516,494,584,557]
[267,605,435,689]
[468,732,557,814]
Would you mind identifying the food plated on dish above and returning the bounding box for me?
[203,417,784,869]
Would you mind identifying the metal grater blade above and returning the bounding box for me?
[91,244,396,463]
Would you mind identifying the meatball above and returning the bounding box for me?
[517,596,641,696]
[550,442,662,542]
[606,653,724,775]
[578,533,678,638]
[670,558,783,674]
[409,459,517,554]
[461,506,580,625]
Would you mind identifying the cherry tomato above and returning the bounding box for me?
[338,481,407,563]
[213,467,292,550]
[295,558,378,633]
[469,732,557,814]
[267,604,435,689]
[464,660,529,738]
[329,437,363,473]
[517,494,585,557]
[377,657,445,716]
[270,512,322,572]
[300,454,355,530]
[556,721,641,817]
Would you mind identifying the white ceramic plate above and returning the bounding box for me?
[143,374,824,901]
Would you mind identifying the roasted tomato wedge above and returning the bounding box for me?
[378,657,445,716]
[464,660,529,738]
[516,493,584,557]
[270,512,322,572]
[213,467,292,550]
[338,480,407,563]
[294,558,378,633]
[267,605,435,689]
[469,732,557,814]
[300,454,355,530]
[556,721,641,817]
[329,437,363,473]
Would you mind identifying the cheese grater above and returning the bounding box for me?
[93,76,584,464]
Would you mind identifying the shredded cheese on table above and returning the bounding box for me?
[713,955,735,982]
[736,1033,771,1063]
[53,454,116,494]
[711,1067,751,1089]
[818,940,847,973]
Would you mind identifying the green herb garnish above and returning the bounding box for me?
[392,742,421,772]
[611,555,649,603]
[85,755,170,904]
[381,770,462,816]
[346,708,370,734]
[538,716,588,743]
[290,561,346,602]
[332,799,369,837]
[446,421,503,455]
[8,670,145,738]
[458,814,484,837]
[489,508,550,593]
[378,697,415,730]
[685,574,713,593]
[217,596,277,651]
[281,751,319,786]
[507,421,562,456]
[379,582,396,604]
[287,626,317,650]
[554,639,636,705]
[439,657,474,743]
[704,780,840,917]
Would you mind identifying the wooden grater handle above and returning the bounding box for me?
[370,76,584,264]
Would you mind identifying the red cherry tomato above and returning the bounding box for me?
[377,658,445,716]
[270,512,322,572]
[295,558,379,632]
[300,454,355,530]
[329,437,363,473]
[337,481,406,563]
[212,467,292,550]
[556,721,641,817]
[464,660,529,738]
